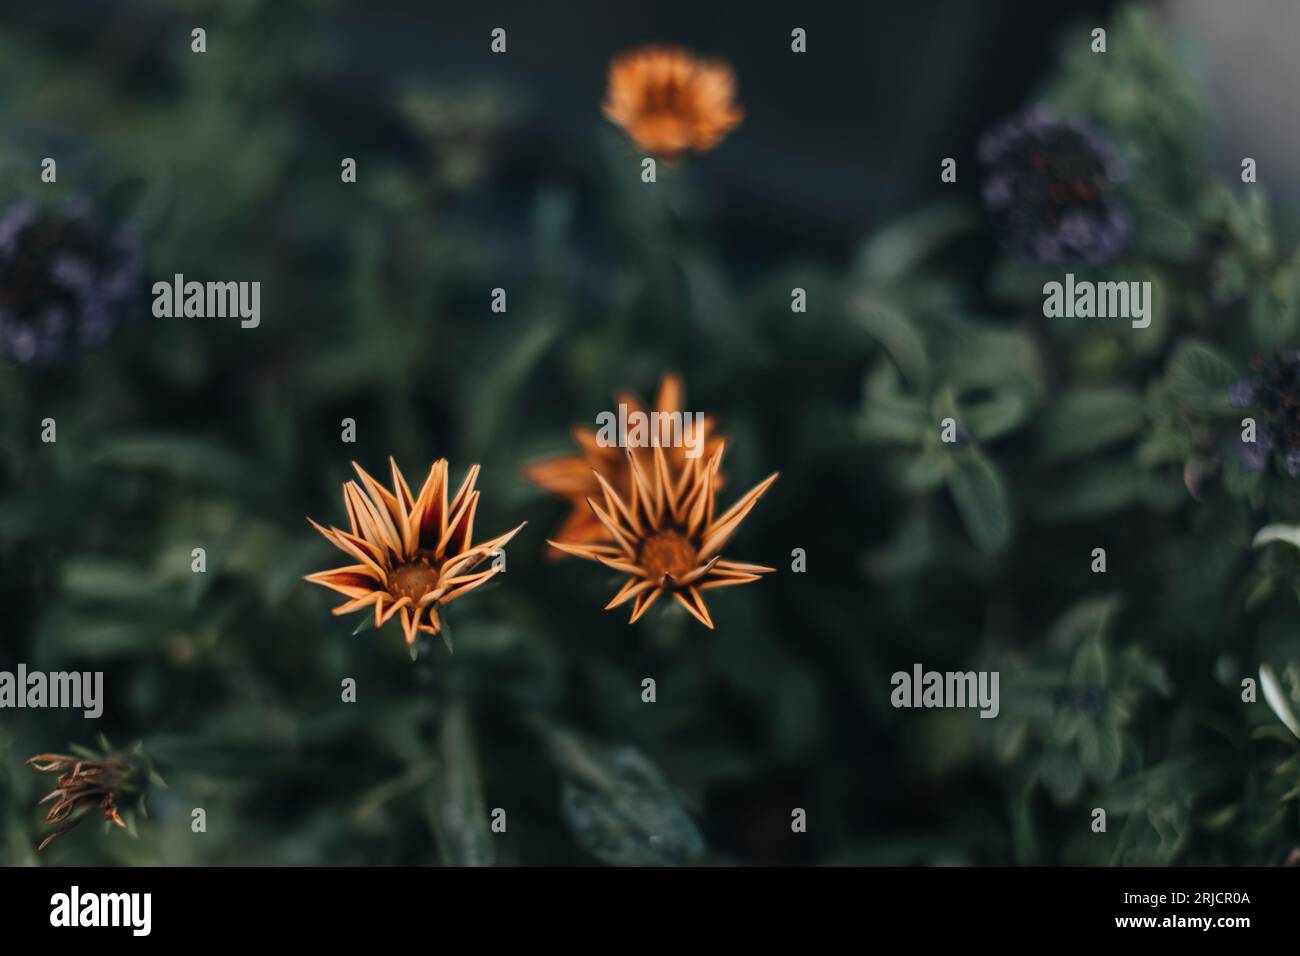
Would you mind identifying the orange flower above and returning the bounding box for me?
[548,441,777,628]
[524,373,725,553]
[602,46,743,157]
[306,459,525,647]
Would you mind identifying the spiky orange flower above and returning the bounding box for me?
[306,459,525,647]
[549,442,777,628]
[27,754,129,851]
[602,46,743,157]
[524,373,725,552]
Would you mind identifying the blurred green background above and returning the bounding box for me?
[3,0,1300,866]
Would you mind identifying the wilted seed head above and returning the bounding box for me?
[1229,351,1300,476]
[27,749,150,851]
[978,107,1131,266]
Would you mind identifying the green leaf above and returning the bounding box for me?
[62,561,167,604]
[542,725,706,866]
[92,435,255,487]
[946,325,1042,395]
[1261,663,1300,741]
[1252,524,1300,552]
[1079,720,1125,782]
[1039,748,1084,804]
[964,391,1030,443]
[1165,342,1238,414]
[946,449,1010,552]
[1040,387,1146,462]
[465,318,560,459]
[1251,268,1300,349]
[853,298,929,386]
[855,200,975,282]
[1136,204,1196,261]
[859,364,930,443]
[900,448,952,492]
[1036,461,1155,522]
[1049,596,1119,651]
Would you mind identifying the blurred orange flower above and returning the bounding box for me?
[602,46,743,157]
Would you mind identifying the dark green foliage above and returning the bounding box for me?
[1,3,1298,867]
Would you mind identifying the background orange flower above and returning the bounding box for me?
[602,46,743,157]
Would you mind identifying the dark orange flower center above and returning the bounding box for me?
[639,529,698,581]
[389,553,440,601]
[643,80,688,116]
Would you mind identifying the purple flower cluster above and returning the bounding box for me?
[978,108,1131,266]
[1229,352,1300,475]
[0,199,141,365]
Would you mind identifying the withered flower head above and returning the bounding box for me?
[306,459,525,647]
[548,441,777,628]
[602,46,743,158]
[524,373,725,552]
[27,749,147,851]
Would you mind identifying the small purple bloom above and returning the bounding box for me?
[977,108,1132,267]
[1236,427,1272,472]
[1229,379,1257,408]
[1228,353,1300,476]
[1285,447,1300,478]
[0,199,141,365]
